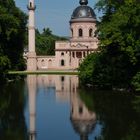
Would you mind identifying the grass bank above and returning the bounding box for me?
[8,70,79,75]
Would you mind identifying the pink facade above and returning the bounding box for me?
[26,0,98,70]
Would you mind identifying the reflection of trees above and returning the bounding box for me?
[132,96,140,114]
[0,80,28,140]
[79,88,140,140]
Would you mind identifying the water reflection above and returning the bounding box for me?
[27,75,37,140]
[26,75,140,140]
[27,75,98,140]
[79,89,140,140]
[70,89,96,140]
[0,81,28,140]
[1,75,139,140]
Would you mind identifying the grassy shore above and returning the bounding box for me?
[8,70,79,75]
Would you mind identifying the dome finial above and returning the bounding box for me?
[79,0,88,5]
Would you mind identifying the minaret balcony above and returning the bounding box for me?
[27,4,36,10]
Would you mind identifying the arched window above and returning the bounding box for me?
[41,59,45,67]
[89,28,93,37]
[79,28,83,37]
[79,106,83,114]
[61,52,64,56]
[30,2,32,7]
[71,28,73,37]
[83,52,86,57]
[61,59,65,66]
[48,59,52,67]
[72,52,75,58]
[61,76,65,82]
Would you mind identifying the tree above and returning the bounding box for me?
[35,28,67,55]
[79,0,140,90]
[78,53,99,85]
[43,28,52,36]
[0,0,27,82]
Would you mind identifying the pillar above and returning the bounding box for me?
[27,0,37,71]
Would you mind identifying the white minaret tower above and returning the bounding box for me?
[27,0,37,71]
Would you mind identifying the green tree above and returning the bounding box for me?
[35,28,67,55]
[43,27,52,36]
[79,53,99,85]
[0,0,27,82]
[79,0,140,90]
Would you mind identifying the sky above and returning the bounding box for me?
[15,0,99,36]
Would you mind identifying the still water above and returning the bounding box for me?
[0,75,140,140]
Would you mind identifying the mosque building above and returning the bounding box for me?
[26,0,98,71]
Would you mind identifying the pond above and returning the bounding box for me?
[0,75,140,140]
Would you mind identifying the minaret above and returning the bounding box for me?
[27,75,37,140]
[27,0,37,71]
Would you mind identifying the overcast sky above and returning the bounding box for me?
[15,0,99,36]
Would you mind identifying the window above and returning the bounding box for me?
[71,28,73,37]
[79,106,83,114]
[30,2,32,7]
[79,28,83,37]
[48,59,52,67]
[89,29,93,37]
[83,52,86,57]
[61,52,64,56]
[72,52,75,58]
[41,59,45,67]
[61,76,65,82]
[76,52,82,58]
[61,59,65,66]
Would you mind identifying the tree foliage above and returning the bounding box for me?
[79,0,140,90]
[79,53,99,84]
[0,0,27,82]
[35,28,67,55]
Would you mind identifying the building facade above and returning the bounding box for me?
[26,0,98,70]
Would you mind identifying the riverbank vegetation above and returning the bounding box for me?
[79,0,140,91]
[0,0,27,83]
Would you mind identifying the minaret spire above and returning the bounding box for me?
[79,0,88,5]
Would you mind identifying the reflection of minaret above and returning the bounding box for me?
[70,89,96,140]
[27,75,37,140]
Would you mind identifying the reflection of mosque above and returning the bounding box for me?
[27,75,96,140]
[70,90,96,140]
[37,75,79,102]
